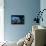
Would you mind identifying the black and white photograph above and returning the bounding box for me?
[11,15,24,24]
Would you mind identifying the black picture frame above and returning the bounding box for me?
[11,15,24,24]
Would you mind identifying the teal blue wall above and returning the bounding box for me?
[4,0,40,42]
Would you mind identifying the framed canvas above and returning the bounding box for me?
[11,15,24,24]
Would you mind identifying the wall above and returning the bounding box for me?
[0,0,4,42]
[4,0,40,42]
[40,0,46,26]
